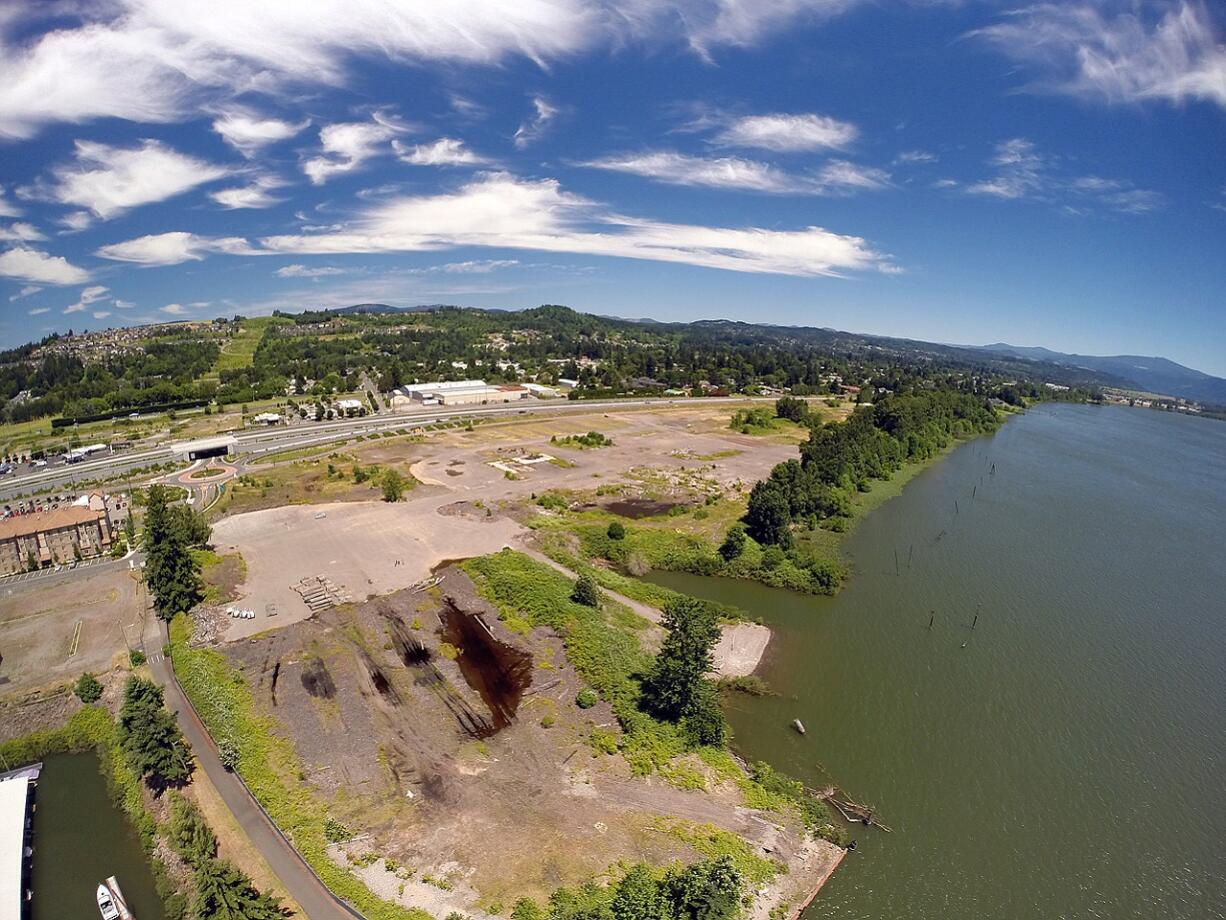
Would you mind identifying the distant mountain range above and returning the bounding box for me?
[973,344,1226,405]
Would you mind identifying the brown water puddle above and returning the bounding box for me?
[603,499,685,519]
[439,599,533,732]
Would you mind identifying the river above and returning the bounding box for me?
[651,403,1226,920]
[32,753,166,920]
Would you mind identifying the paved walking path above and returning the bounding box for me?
[143,619,360,920]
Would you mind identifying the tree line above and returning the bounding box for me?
[744,388,1000,548]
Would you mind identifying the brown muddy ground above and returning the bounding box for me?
[222,566,814,909]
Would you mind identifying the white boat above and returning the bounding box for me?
[97,884,120,920]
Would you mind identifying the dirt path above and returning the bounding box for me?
[517,543,770,677]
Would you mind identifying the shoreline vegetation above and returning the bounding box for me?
[529,392,1011,615]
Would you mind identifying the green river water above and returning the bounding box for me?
[651,403,1226,919]
[32,753,166,920]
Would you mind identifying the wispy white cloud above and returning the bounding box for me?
[713,113,858,152]
[9,284,42,301]
[63,285,110,314]
[28,306,50,316]
[212,108,308,157]
[303,119,400,185]
[58,211,94,233]
[0,1,597,138]
[114,299,135,309]
[964,138,1164,213]
[0,247,91,284]
[434,260,520,274]
[101,173,892,276]
[30,140,228,220]
[513,95,558,149]
[580,150,887,195]
[257,172,893,277]
[275,264,350,278]
[210,175,287,209]
[966,138,1045,200]
[816,160,891,192]
[894,150,938,165]
[92,310,111,320]
[616,0,866,60]
[96,231,257,266]
[0,222,46,242]
[161,303,188,315]
[0,189,22,218]
[394,137,491,166]
[972,2,1226,109]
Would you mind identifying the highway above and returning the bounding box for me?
[0,396,762,502]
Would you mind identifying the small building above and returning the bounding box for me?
[522,383,560,399]
[556,378,578,389]
[0,505,113,574]
[251,412,282,425]
[335,398,365,416]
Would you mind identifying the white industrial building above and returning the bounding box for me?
[335,398,365,416]
[391,380,530,407]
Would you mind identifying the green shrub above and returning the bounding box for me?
[575,688,599,709]
[75,672,103,703]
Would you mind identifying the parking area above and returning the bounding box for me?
[0,567,145,694]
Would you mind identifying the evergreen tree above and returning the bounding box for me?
[167,793,217,867]
[193,858,286,920]
[118,676,192,792]
[74,672,102,703]
[142,485,204,620]
[641,598,720,722]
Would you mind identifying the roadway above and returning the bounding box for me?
[0,396,761,502]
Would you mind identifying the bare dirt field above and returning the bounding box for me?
[219,567,833,914]
[0,568,144,695]
[210,406,793,647]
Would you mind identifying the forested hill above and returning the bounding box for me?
[0,303,1130,425]
[973,343,1226,405]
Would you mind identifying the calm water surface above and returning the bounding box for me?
[652,403,1226,920]
[32,753,166,920]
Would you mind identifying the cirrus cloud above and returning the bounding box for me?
[972,2,1226,109]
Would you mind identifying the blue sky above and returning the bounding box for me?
[1,1,1224,373]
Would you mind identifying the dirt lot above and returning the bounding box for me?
[210,406,798,642]
[220,567,831,913]
[0,568,144,695]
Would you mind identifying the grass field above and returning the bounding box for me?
[214,316,287,374]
